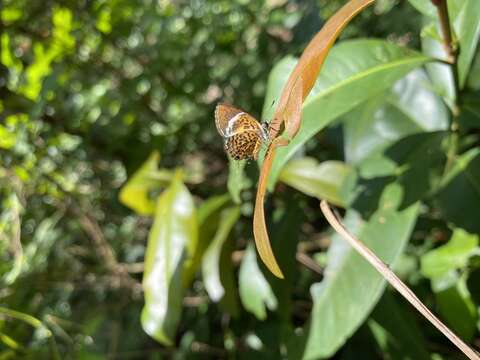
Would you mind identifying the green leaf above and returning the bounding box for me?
[436,148,480,233]
[278,158,353,207]
[369,291,430,360]
[421,228,478,280]
[436,277,478,341]
[0,125,16,149]
[202,206,240,302]
[141,171,197,345]
[407,0,437,17]
[408,0,465,18]
[189,194,231,280]
[421,24,456,110]
[262,56,297,122]
[459,92,480,129]
[263,39,431,187]
[268,198,304,320]
[343,68,448,165]
[303,182,419,360]
[467,50,480,89]
[455,0,480,88]
[239,244,278,320]
[227,159,250,204]
[352,132,446,210]
[119,152,173,215]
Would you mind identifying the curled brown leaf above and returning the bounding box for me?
[254,0,375,278]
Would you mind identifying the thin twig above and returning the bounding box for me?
[320,200,480,360]
[296,252,323,275]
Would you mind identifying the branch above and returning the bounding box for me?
[431,0,461,176]
[320,200,480,360]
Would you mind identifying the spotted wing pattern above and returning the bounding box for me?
[214,103,267,160]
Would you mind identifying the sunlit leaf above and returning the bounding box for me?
[0,125,17,150]
[278,158,353,207]
[421,228,478,280]
[266,40,431,186]
[343,68,449,165]
[141,171,197,345]
[255,0,376,279]
[119,152,173,215]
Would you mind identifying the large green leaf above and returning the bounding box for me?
[119,152,173,215]
[202,206,240,302]
[343,68,448,165]
[435,278,477,341]
[141,171,197,345]
[278,158,353,207]
[352,132,446,210]
[263,39,431,187]
[455,0,480,88]
[421,25,456,110]
[190,194,231,276]
[408,0,465,18]
[436,148,480,233]
[368,291,430,360]
[239,244,278,320]
[302,183,419,360]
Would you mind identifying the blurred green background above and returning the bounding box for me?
[1,0,479,359]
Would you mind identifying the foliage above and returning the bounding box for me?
[1,0,479,358]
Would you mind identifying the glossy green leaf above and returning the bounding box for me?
[261,56,297,122]
[239,244,278,320]
[119,152,173,215]
[421,24,456,110]
[303,183,419,360]
[141,171,197,345]
[455,0,480,88]
[408,0,465,18]
[263,39,431,186]
[202,206,240,302]
[421,228,478,279]
[436,148,480,233]
[278,158,353,207]
[343,68,448,165]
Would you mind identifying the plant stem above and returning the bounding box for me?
[432,0,461,174]
[320,200,480,360]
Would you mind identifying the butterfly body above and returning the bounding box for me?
[215,103,267,160]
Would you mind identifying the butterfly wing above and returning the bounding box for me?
[215,103,244,137]
[215,103,266,138]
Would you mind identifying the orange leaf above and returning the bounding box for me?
[253,137,289,279]
[255,0,375,278]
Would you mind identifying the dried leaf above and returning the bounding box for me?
[254,0,375,277]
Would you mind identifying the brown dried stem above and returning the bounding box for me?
[320,200,480,360]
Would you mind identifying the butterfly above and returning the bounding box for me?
[214,103,268,160]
